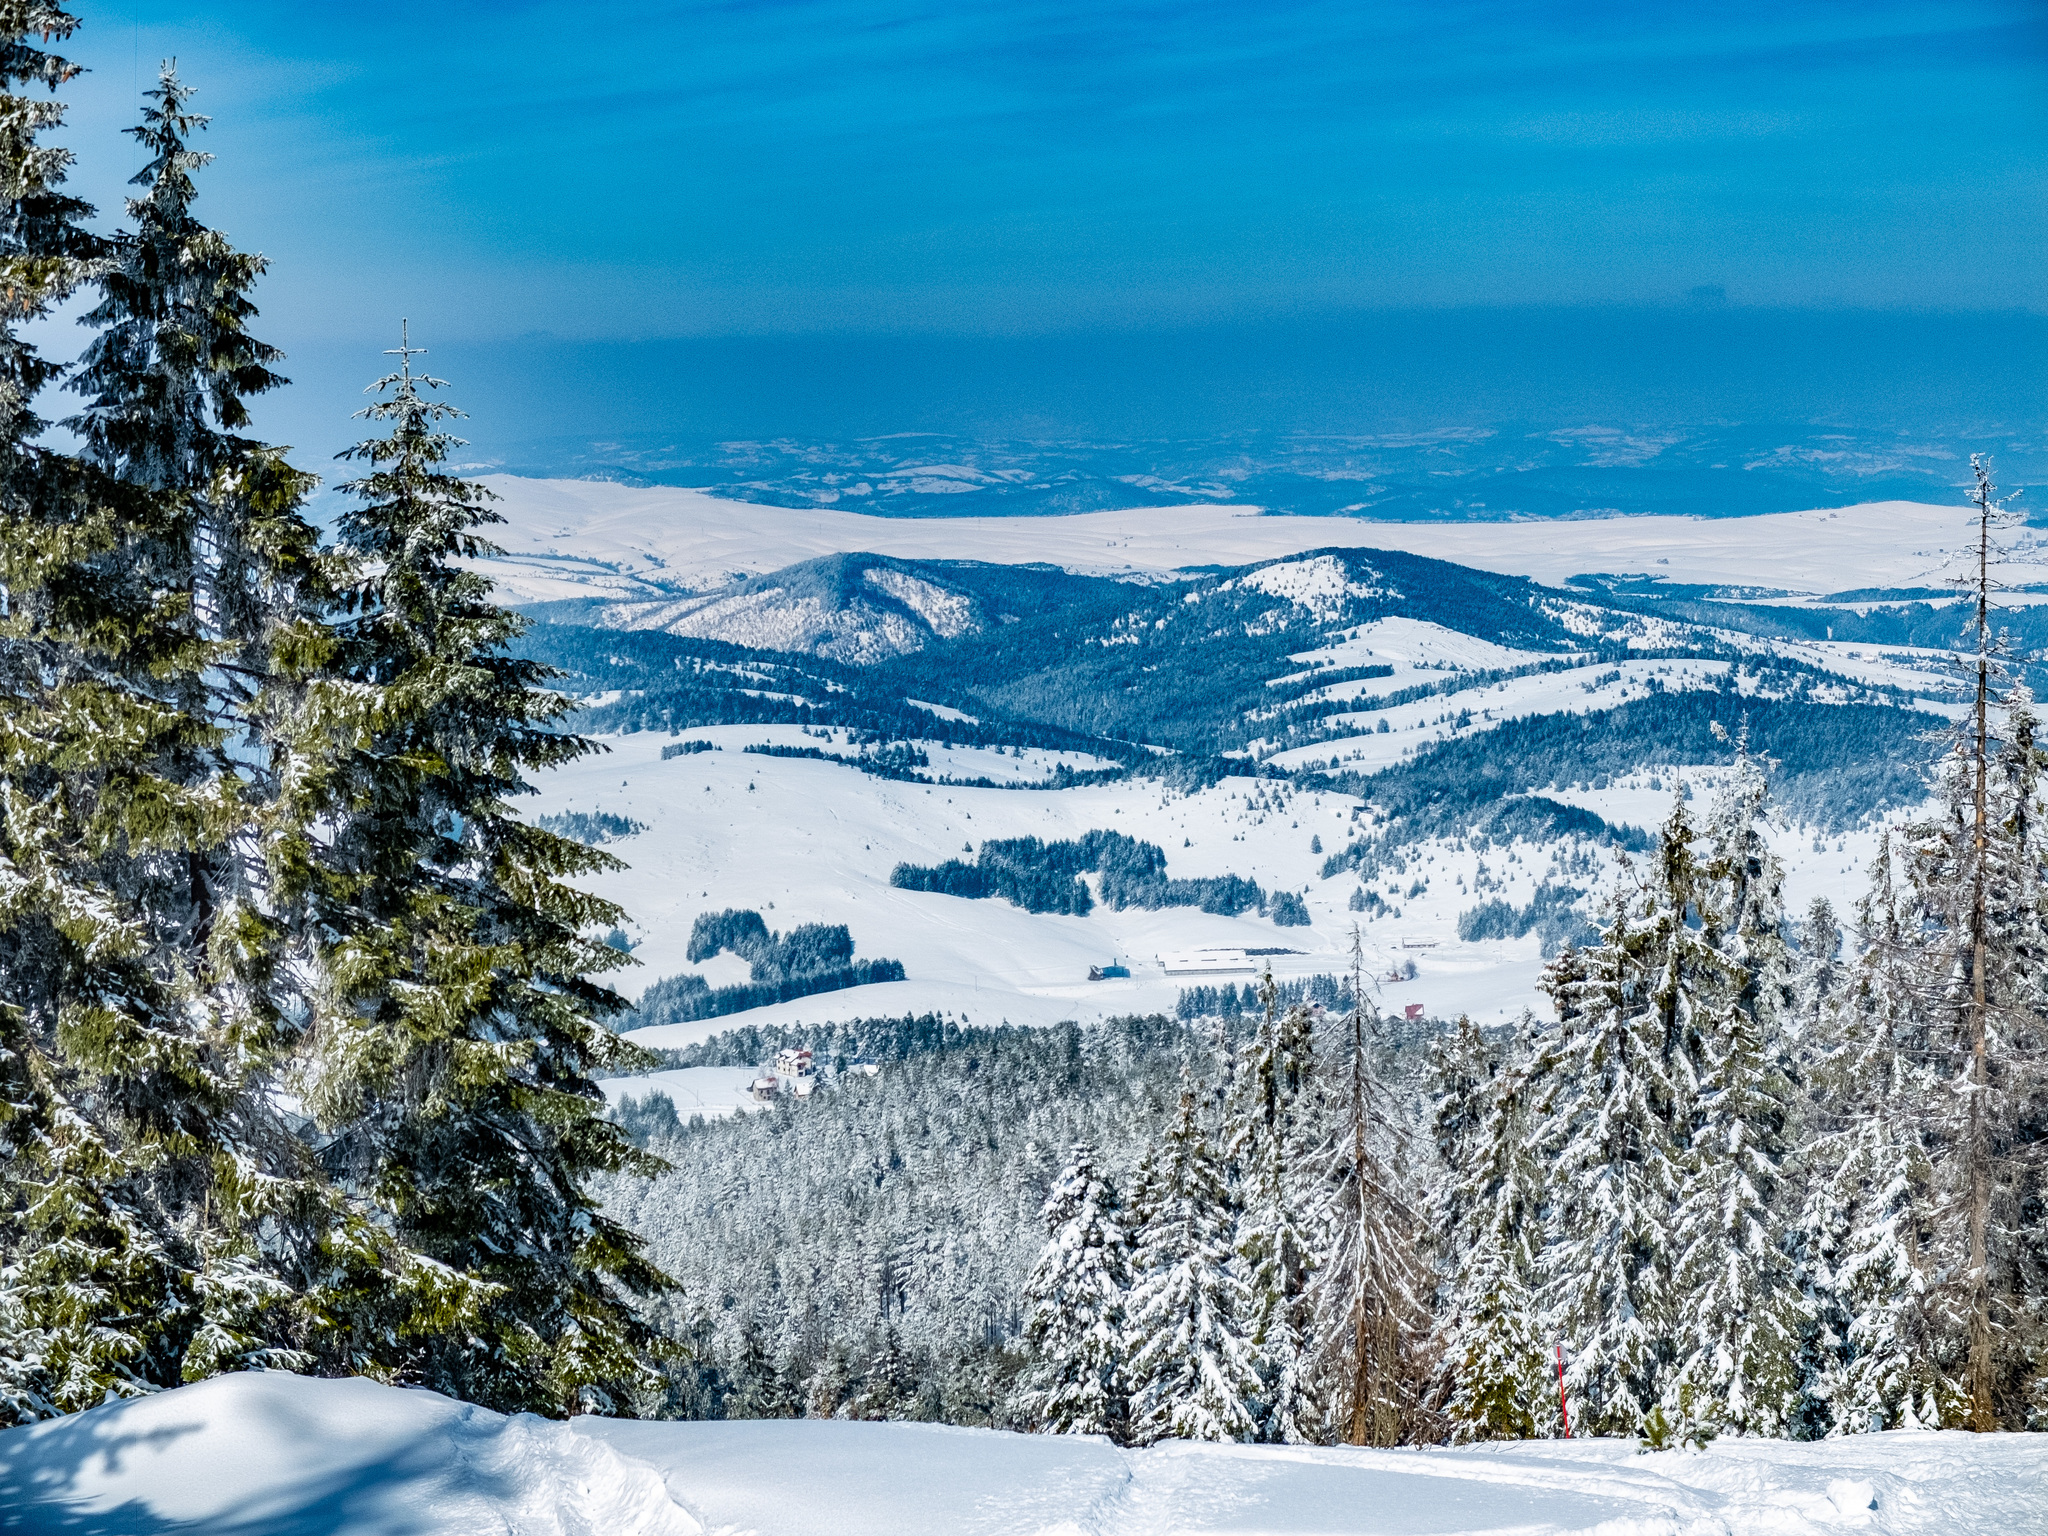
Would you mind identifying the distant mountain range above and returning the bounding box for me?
[471,423,2042,522]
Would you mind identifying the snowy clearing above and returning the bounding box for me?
[477,477,2006,599]
[4,1372,2041,1536]
[537,726,1898,1040]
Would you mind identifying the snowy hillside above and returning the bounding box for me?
[475,476,2033,601]
[534,720,1895,1041]
[5,1371,2042,1536]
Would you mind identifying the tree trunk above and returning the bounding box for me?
[1965,465,1995,1432]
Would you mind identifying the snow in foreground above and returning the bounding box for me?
[4,1374,2043,1536]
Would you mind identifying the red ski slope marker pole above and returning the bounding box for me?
[1555,1344,1571,1439]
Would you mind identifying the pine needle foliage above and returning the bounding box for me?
[1018,1142,1132,1440]
[310,328,671,1414]
[4,52,327,1419]
[1306,929,1431,1445]
[1124,1088,1259,1444]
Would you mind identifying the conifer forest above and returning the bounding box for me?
[1,3,2044,1483]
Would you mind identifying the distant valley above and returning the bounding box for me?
[492,481,2009,1050]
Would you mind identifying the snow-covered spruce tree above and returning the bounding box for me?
[4,55,332,1416]
[1800,831,1956,1431]
[1124,1086,1259,1444]
[1017,1142,1132,1439]
[1432,1013,1551,1441]
[307,329,669,1415]
[1663,745,1806,1441]
[1792,898,1844,1049]
[1873,493,2048,1430]
[0,1,110,1422]
[1228,979,1321,1442]
[843,1325,917,1420]
[1305,928,1429,1445]
[1530,792,1728,1438]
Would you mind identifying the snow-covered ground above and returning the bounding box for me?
[5,1372,2042,1536]
[537,726,1897,1043]
[597,1066,775,1119]
[478,477,2010,599]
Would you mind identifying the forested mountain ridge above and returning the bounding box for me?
[517,541,1956,767]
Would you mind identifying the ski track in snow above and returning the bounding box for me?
[5,1373,2041,1536]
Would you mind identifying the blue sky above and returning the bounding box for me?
[41,2,2048,455]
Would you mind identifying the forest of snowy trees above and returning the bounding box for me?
[613,539,2046,1441]
[0,5,2042,1452]
[1027,479,2044,1443]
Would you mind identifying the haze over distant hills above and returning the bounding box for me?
[475,422,2039,523]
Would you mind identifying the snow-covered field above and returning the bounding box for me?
[539,722,1898,1045]
[478,477,2019,600]
[489,478,1970,1044]
[4,1372,2041,1536]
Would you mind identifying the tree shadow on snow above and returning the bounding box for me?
[0,1405,521,1536]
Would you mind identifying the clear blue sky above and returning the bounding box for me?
[40,2,2048,454]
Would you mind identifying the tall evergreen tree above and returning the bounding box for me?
[1017,1142,1132,1439]
[0,0,117,1423]
[5,53,329,1416]
[305,327,669,1414]
[1124,1088,1258,1444]
[1792,898,1844,1049]
[1800,832,1954,1431]
[1229,984,1320,1442]
[1434,1014,1551,1441]
[1530,793,1725,1437]
[1666,749,1806,1439]
[1305,929,1429,1445]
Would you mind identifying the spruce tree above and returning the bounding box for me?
[0,0,113,1422]
[1228,980,1321,1442]
[1666,749,1806,1439]
[1305,929,1428,1445]
[1530,797,1714,1437]
[1017,1142,1132,1439]
[1792,898,1844,1048]
[844,1326,915,1420]
[5,53,326,1415]
[307,328,669,1414]
[1124,1088,1258,1444]
[1434,1014,1550,1440]
[1803,832,1955,1431]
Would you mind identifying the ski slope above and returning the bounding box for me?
[478,476,2012,600]
[4,1371,2041,1536]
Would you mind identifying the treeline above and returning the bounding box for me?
[1176,973,1351,1020]
[1324,798,1646,882]
[1271,654,1597,741]
[736,738,1083,792]
[535,809,647,845]
[1453,882,1593,953]
[648,1013,1013,1071]
[511,622,1138,764]
[1315,691,1934,848]
[891,830,1266,917]
[1573,570,2048,660]
[629,910,906,1026]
